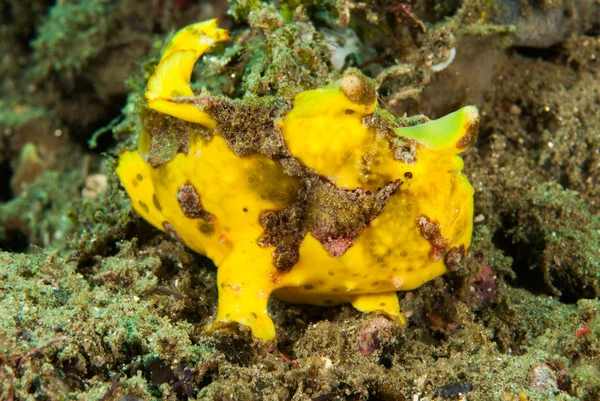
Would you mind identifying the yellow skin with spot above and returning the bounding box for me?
[116,20,478,341]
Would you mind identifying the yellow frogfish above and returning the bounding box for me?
[116,19,478,341]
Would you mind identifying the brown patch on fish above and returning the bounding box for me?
[417,216,449,262]
[456,108,479,150]
[259,178,403,271]
[176,182,214,222]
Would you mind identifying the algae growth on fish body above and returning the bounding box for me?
[1,1,599,400]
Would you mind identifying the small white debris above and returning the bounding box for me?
[392,276,404,288]
[81,174,108,200]
[321,28,361,70]
[320,356,333,369]
[431,47,456,72]
[197,36,215,46]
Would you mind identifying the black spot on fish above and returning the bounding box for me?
[138,201,149,214]
[152,193,162,211]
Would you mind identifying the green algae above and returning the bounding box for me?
[0,245,219,400]
[31,0,117,77]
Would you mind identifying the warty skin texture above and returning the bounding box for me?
[116,20,478,341]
